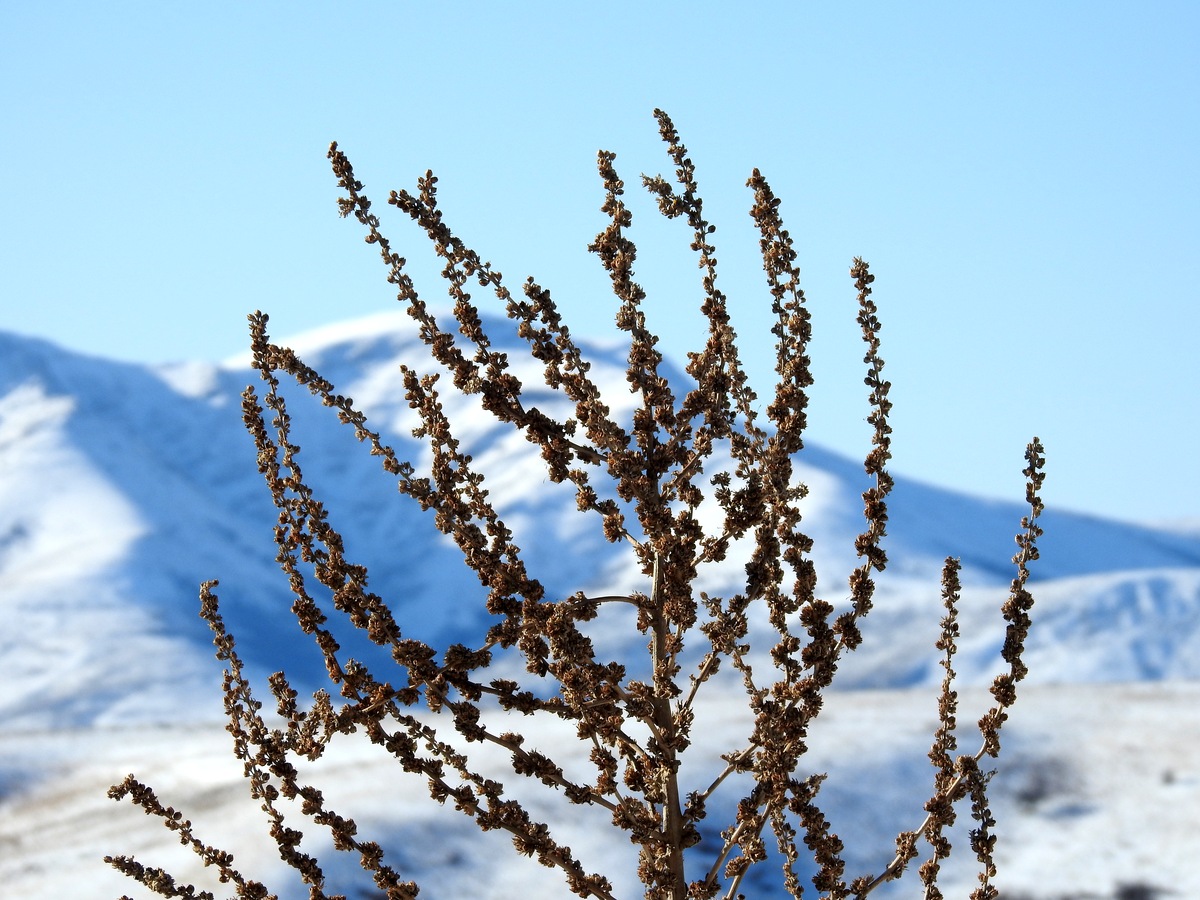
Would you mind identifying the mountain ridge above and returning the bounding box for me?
[2,314,1198,731]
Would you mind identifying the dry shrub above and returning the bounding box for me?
[107,110,1046,900]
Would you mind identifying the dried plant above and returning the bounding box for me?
[107,110,1046,900]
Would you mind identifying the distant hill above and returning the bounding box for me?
[2,313,1198,729]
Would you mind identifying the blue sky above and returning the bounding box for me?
[2,3,1196,524]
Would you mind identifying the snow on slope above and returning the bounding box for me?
[2,682,1195,900]
[0,356,212,727]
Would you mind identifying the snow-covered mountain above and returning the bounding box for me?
[3,312,1197,728]
[2,312,1198,899]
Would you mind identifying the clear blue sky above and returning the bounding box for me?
[2,3,1196,524]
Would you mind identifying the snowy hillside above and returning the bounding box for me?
[3,683,1195,900]
[2,312,1198,899]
